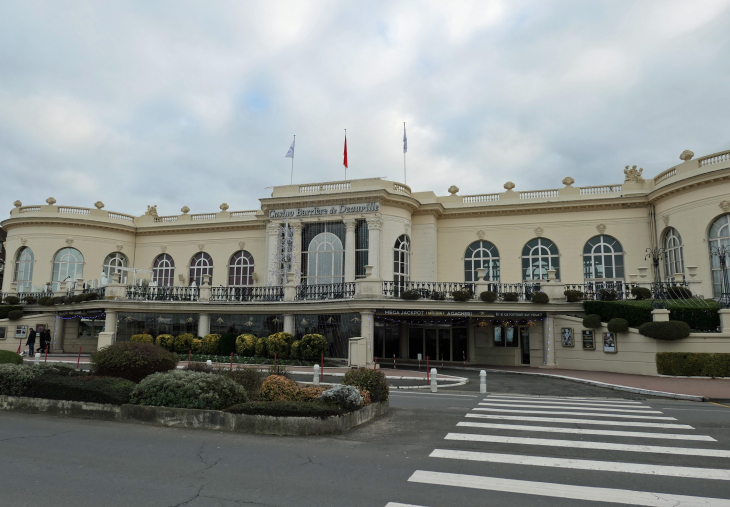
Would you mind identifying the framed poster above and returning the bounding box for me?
[15,325,27,339]
[603,332,617,353]
[582,330,595,349]
[36,324,46,335]
[561,328,574,347]
[0,327,6,340]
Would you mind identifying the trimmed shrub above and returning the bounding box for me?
[255,337,268,357]
[290,340,302,360]
[400,290,421,300]
[343,367,389,402]
[235,334,257,356]
[155,334,175,351]
[85,293,100,302]
[666,286,693,299]
[267,332,295,359]
[656,352,730,377]
[318,385,363,409]
[131,334,154,344]
[597,289,618,301]
[259,375,298,402]
[174,333,195,354]
[216,367,265,400]
[43,298,56,306]
[480,291,497,303]
[0,305,22,319]
[0,364,44,396]
[452,290,472,302]
[8,310,23,321]
[531,291,549,304]
[190,339,202,354]
[296,386,324,402]
[38,297,51,306]
[0,350,23,365]
[130,370,247,410]
[583,300,719,331]
[564,290,584,303]
[202,334,221,355]
[225,401,347,418]
[23,295,38,304]
[607,318,629,334]
[631,287,652,300]
[583,314,602,329]
[34,363,82,377]
[219,333,237,356]
[358,389,372,406]
[502,292,519,302]
[430,291,446,301]
[24,376,135,405]
[300,334,327,362]
[638,321,691,341]
[3,296,20,305]
[91,342,179,383]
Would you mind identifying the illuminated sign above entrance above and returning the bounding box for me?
[269,202,380,219]
[494,311,545,318]
[376,309,474,317]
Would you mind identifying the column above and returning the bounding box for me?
[291,221,303,284]
[265,222,280,285]
[366,217,382,279]
[283,314,295,335]
[360,310,375,365]
[468,321,476,363]
[97,309,117,349]
[344,218,357,283]
[198,313,210,337]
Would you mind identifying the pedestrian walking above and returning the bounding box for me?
[26,328,36,357]
[37,329,48,354]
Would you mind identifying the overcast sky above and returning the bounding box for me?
[1,0,729,217]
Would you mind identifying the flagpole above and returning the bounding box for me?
[403,122,407,185]
[344,129,347,181]
[290,135,295,185]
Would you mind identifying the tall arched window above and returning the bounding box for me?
[709,214,730,297]
[465,241,500,282]
[305,232,344,285]
[152,254,175,286]
[394,235,410,285]
[522,238,559,280]
[663,228,684,280]
[103,252,128,281]
[583,235,624,280]
[14,247,34,292]
[189,252,214,286]
[52,248,84,290]
[228,250,254,287]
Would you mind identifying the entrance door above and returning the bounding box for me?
[438,329,451,362]
[424,329,438,361]
[520,327,530,365]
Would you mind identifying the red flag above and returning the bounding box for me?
[343,133,348,168]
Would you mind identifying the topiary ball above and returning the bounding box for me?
[480,291,497,303]
[502,292,519,302]
[582,314,602,329]
[90,342,179,383]
[531,291,549,304]
[7,310,23,321]
[452,290,473,302]
[638,321,691,340]
[607,318,629,334]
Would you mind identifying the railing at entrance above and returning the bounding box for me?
[296,283,356,300]
[126,286,200,301]
[209,286,284,302]
[382,281,476,299]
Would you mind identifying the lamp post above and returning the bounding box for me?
[710,245,730,308]
[645,247,667,309]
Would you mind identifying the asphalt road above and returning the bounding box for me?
[1,372,729,507]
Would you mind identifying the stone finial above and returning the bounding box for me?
[181,206,190,214]
[680,150,694,161]
[94,201,104,209]
[145,205,159,218]
[720,200,730,213]
[623,165,645,182]
[562,177,575,187]
[534,227,544,237]
[448,185,459,195]
[662,215,670,227]
[504,181,516,191]
[46,197,57,205]
[13,200,22,207]
[596,223,607,234]
[220,203,229,211]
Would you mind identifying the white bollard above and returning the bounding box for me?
[206,359,212,368]
[480,370,487,394]
[313,364,320,386]
[430,368,437,393]
[34,352,40,365]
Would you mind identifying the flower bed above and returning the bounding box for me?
[185,354,339,367]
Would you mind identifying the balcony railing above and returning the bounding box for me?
[210,286,284,302]
[564,280,692,301]
[82,287,106,298]
[126,286,200,301]
[382,281,476,299]
[296,283,356,300]
[481,282,542,301]
[2,291,54,303]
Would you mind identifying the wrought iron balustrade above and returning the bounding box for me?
[382,281,476,300]
[296,283,355,300]
[2,291,53,303]
[482,282,541,301]
[210,286,284,302]
[126,286,200,302]
[564,280,691,301]
[82,287,106,298]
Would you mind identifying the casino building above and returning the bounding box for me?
[2,147,730,375]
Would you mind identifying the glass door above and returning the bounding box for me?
[438,329,451,362]
[425,329,438,361]
[520,327,530,365]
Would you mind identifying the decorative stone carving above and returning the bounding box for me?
[198,244,205,251]
[343,218,357,231]
[181,206,190,214]
[448,185,459,195]
[21,238,27,246]
[266,222,280,234]
[562,177,575,187]
[623,165,645,182]
[504,181,516,191]
[161,245,167,253]
[662,215,670,227]
[476,230,486,240]
[220,203,229,211]
[94,201,104,209]
[596,223,607,234]
[404,223,411,235]
[65,238,74,246]
[366,216,383,231]
[680,150,694,161]
[13,200,22,207]
[46,197,57,205]
[720,200,730,213]
[534,227,544,237]
[238,241,246,250]
[145,205,159,218]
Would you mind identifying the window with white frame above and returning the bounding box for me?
[393,234,410,285]
[152,254,175,286]
[228,250,254,287]
[52,248,84,291]
[305,232,344,285]
[14,247,34,292]
[663,228,684,280]
[103,252,128,281]
[522,238,559,280]
[189,252,214,286]
[709,214,730,297]
[464,240,500,282]
[583,235,624,280]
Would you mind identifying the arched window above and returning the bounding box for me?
[583,235,624,280]
[189,252,214,286]
[306,232,344,285]
[52,248,84,290]
[394,235,410,285]
[152,254,175,286]
[103,252,128,281]
[228,250,254,287]
[14,247,34,292]
[709,214,730,297]
[465,241,500,282]
[663,228,684,280]
[522,238,559,280]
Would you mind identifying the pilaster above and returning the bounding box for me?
[344,218,357,283]
[366,217,382,279]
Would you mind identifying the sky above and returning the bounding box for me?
[1,0,729,217]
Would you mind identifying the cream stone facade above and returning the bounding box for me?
[2,148,730,373]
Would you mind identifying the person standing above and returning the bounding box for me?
[26,328,36,357]
[45,329,52,353]
[37,329,47,354]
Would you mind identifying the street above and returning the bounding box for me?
[1,372,729,507]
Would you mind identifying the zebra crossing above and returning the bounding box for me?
[384,394,730,507]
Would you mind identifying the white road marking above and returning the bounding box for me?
[385,504,428,507]
[487,394,644,404]
[484,398,648,409]
[429,449,730,481]
[473,407,676,420]
[478,402,661,413]
[408,471,730,506]
[456,421,715,441]
[444,433,730,458]
[390,391,478,398]
[465,413,693,429]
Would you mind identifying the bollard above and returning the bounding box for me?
[206,359,212,368]
[313,364,320,386]
[426,356,430,384]
[76,346,82,370]
[34,351,41,365]
[430,368,437,393]
[17,339,22,354]
[393,354,396,369]
[463,350,466,366]
[320,354,324,382]
[188,350,191,366]
[480,370,487,394]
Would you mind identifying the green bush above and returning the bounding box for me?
[225,401,347,418]
[85,293,100,302]
[638,321,691,340]
[219,333,237,356]
[0,305,23,319]
[290,340,302,360]
[8,310,23,321]
[631,287,652,300]
[43,298,56,306]
[656,352,730,377]
[502,292,519,302]
[597,289,618,301]
[0,350,23,365]
[155,334,175,351]
[91,342,179,383]
[23,295,38,304]
[172,334,192,354]
[38,297,51,306]
[24,376,135,405]
[202,334,221,354]
[343,367,389,402]
[564,290,583,303]
[235,334,257,356]
[583,300,719,331]
[3,296,20,305]
[480,291,497,303]
[130,370,247,410]
[259,375,298,402]
[267,332,295,359]
[215,367,265,400]
[0,364,45,396]
[130,334,154,344]
[430,291,446,301]
[400,290,421,300]
[531,291,549,304]
[582,314,602,329]
[255,337,268,357]
[191,338,202,354]
[299,334,327,361]
[666,286,693,299]
[452,290,472,302]
[607,318,629,333]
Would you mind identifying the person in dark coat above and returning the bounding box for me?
[45,329,52,352]
[37,329,48,354]
[26,328,36,357]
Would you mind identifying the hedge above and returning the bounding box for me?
[480,291,497,303]
[531,291,549,304]
[130,370,247,410]
[225,401,348,418]
[583,300,719,331]
[502,292,519,302]
[452,290,472,302]
[638,321,691,340]
[564,290,583,303]
[582,314,602,329]
[0,306,22,319]
[235,334,257,356]
[607,318,629,334]
[0,350,23,365]
[131,334,154,344]
[656,352,730,377]
[219,333,237,356]
[91,342,179,383]
[202,334,221,354]
[343,367,389,402]
[299,334,327,361]
[24,376,135,405]
[400,290,421,300]
[8,310,24,321]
